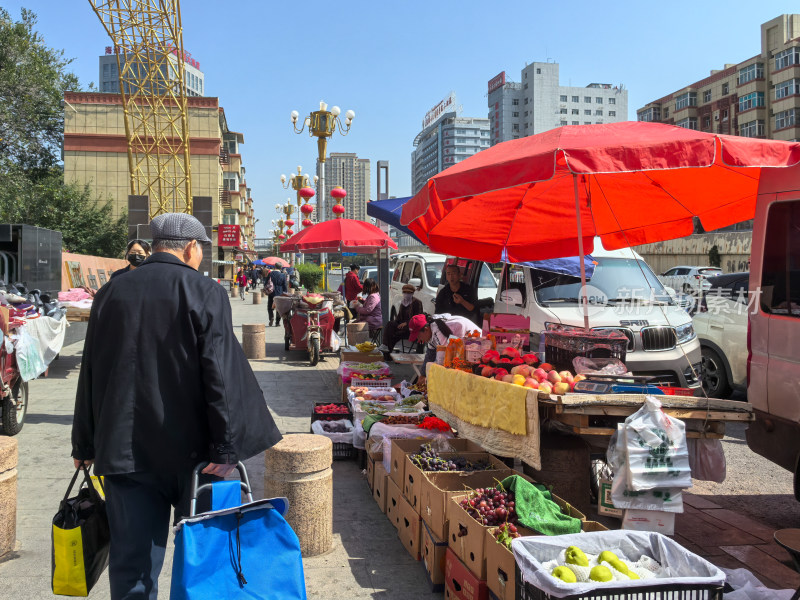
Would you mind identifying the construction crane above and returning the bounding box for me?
[88,0,193,217]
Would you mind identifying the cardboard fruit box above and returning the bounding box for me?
[422,521,448,592]
[444,547,488,600]
[372,463,388,513]
[366,450,382,492]
[397,493,423,561]
[419,470,516,542]
[403,452,510,515]
[385,476,403,531]
[389,438,483,490]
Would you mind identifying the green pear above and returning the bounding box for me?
[564,545,589,567]
[598,550,618,564]
[551,566,577,583]
[589,565,613,582]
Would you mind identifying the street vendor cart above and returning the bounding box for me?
[276,292,341,366]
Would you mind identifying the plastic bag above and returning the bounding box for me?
[13,326,46,381]
[572,356,628,376]
[311,419,354,444]
[330,331,341,353]
[687,438,727,483]
[721,567,796,599]
[608,425,685,513]
[625,396,692,491]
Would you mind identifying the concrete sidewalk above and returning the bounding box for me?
[0,295,434,599]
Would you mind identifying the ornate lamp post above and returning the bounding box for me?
[290,101,355,273]
[281,167,318,263]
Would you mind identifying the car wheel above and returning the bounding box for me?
[701,347,732,399]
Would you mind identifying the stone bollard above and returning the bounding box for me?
[0,437,17,558]
[264,434,332,557]
[231,284,238,299]
[241,323,266,359]
[252,291,262,305]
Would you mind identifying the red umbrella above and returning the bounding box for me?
[280,218,398,254]
[401,122,800,263]
[263,256,289,267]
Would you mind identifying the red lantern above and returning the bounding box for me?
[330,187,347,199]
[300,203,314,215]
[299,186,316,200]
[302,219,313,227]
[285,229,294,236]
[285,219,295,227]
[278,234,286,240]
[331,204,346,216]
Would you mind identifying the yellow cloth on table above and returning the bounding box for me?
[428,364,528,435]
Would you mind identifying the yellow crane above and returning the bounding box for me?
[88,0,193,217]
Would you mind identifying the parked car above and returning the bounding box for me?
[359,266,393,283]
[692,272,749,398]
[484,240,703,389]
[746,167,800,498]
[388,252,447,318]
[659,265,723,295]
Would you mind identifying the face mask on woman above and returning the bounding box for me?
[402,292,413,306]
[128,254,146,267]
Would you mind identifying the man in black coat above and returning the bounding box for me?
[71,213,282,599]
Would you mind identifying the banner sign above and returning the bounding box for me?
[218,224,240,247]
[488,72,506,94]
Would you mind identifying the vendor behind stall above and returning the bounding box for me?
[435,263,479,322]
[379,283,423,353]
[408,313,481,384]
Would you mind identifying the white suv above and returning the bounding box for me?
[692,272,749,398]
[388,253,447,319]
[659,265,722,295]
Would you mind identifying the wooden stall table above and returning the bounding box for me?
[389,352,425,379]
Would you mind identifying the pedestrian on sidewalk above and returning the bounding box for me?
[343,264,362,303]
[71,212,282,600]
[267,266,288,327]
[110,239,152,280]
[235,268,248,299]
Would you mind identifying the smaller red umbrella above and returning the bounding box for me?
[281,219,397,254]
[263,256,289,267]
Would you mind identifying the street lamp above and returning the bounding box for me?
[290,101,355,276]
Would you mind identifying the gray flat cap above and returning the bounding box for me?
[150,213,211,244]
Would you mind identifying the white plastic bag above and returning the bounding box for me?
[12,326,47,382]
[721,567,796,599]
[608,425,685,513]
[330,331,341,353]
[311,419,353,444]
[625,396,692,491]
[687,438,727,483]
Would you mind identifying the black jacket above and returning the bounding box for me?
[435,282,478,322]
[72,253,282,476]
[269,270,288,295]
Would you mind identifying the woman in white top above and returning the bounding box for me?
[407,313,482,383]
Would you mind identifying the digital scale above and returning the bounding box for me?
[572,375,667,395]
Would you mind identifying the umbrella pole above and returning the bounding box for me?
[574,175,590,331]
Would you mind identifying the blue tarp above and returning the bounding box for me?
[515,255,595,278]
[366,197,421,243]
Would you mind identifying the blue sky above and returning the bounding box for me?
[5,2,798,237]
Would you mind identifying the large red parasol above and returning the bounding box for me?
[280,218,398,254]
[400,121,800,263]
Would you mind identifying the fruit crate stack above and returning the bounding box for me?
[311,403,356,460]
[543,329,628,373]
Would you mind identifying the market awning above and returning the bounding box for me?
[366,197,422,243]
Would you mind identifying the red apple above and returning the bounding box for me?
[522,353,539,366]
[502,374,515,384]
[559,371,574,384]
[523,378,539,389]
[533,368,548,382]
[553,382,571,395]
[481,366,494,377]
[538,381,553,394]
[547,370,563,384]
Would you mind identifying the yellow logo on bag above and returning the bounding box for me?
[52,524,88,596]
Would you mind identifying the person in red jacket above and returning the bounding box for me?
[343,264,363,303]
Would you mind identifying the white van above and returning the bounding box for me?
[388,252,447,318]
[745,165,800,497]
[493,240,702,389]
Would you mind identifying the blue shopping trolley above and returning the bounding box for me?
[170,462,307,600]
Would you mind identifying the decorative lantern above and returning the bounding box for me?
[302,218,313,228]
[278,234,286,240]
[285,229,294,236]
[330,186,347,219]
[300,203,314,215]
[299,187,316,200]
[285,219,295,228]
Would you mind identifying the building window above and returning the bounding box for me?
[738,91,764,112]
[572,121,579,125]
[676,117,698,130]
[512,99,519,105]
[637,106,661,122]
[584,96,591,103]
[560,95,567,102]
[512,124,519,132]
[775,47,800,70]
[608,98,616,105]
[775,108,797,130]
[103,63,110,78]
[512,111,519,117]
[560,108,567,114]
[703,90,711,103]
[584,109,591,116]
[524,98,529,104]
[572,95,579,102]
[776,78,800,100]
[560,121,567,127]
[536,68,541,74]
[584,121,591,125]
[596,97,603,104]
[675,92,697,110]
[524,83,528,89]
[595,109,603,116]
[572,109,579,115]
[663,107,669,118]
[738,62,764,85]
[524,111,528,117]
[722,82,729,95]
[609,110,616,117]
[739,119,765,137]
[703,116,711,129]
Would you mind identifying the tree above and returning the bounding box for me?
[0,169,127,257]
[0,9,124,257]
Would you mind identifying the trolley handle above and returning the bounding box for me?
[189,461,253,517]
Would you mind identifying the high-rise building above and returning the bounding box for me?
[637,14,800,143]
[316,153,371,222]
[411,93,490,194]
[487,64,628,145]
[98,45,205,96]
